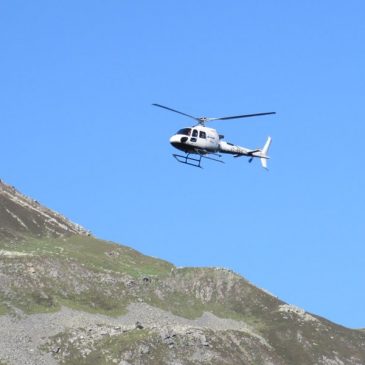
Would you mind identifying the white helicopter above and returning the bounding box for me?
[153,103,276,169]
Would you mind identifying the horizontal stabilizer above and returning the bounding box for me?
[247,149,261,155]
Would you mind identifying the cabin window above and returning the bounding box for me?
[177,128,191,136]
[199,131,206,139]
[192,129,198,137]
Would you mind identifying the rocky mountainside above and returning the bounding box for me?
[0,180,89,240]
[0,181,365,365]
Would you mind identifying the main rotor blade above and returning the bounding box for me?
[152,103,199,122]
[207,112,276,121]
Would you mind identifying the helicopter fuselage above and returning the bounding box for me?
[169,125,254,156]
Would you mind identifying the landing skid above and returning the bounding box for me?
[173,153,224,168]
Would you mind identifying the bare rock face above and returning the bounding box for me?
[0,180,90,240]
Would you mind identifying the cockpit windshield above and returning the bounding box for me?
[177,128,191,136]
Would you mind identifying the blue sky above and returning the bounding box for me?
[1,1,364,328]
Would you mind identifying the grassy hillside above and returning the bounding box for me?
[0,235,173,316]
[2,235,365,365]
[0,235,284,321]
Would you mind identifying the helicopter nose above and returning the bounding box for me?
[169,134,181,145]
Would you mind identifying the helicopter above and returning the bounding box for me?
[153,103,276,169]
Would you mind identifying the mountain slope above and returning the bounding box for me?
[0,181,364,365]
[0,180,89,240]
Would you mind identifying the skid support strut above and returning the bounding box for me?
[173,153,224,168]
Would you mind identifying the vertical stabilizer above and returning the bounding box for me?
[260,136,272,169]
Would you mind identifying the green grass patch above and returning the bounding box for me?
[9,290,60,315]
[11,236,173,278]
[95,329,150,353]
[57,295,128,317]
[149,291,206,319]
[9,283,130,316]
[0,301,9,315]
[47,329,151,365]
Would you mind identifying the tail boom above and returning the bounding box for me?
[219,136,272,169]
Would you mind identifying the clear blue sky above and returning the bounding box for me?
[1,1,364,328]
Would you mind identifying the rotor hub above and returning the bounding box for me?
[197,117,208,125]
